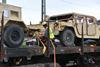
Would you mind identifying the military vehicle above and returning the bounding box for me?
[0,3,27,48]
[0,2,100,67]
[28,13,100,46]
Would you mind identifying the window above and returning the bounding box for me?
[76,16,84,23]
[87,17,94,24]
[10,10,19,18]
[4,9,9,17]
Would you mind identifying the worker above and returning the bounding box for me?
[42,22,54,38]
[53,23,59,37]
[53,23,62,46]
[34,30,43,46]
[42,22,55,57]
[25,29,38,47]
[43,23,55,40]
[42,22,56,47]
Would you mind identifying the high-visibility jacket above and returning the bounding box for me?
[49,28,55,39]
[44,28,55,39]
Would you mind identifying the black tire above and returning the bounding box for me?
[4,24,24,48]
[60,29,75,46]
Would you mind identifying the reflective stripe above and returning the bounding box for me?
[49,28,55,39]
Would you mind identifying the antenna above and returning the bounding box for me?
[41,0,46,23]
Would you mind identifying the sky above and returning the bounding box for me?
[0,0,100,25]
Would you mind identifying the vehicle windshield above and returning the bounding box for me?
[49,14,73,21]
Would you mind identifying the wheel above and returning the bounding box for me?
[4,24,24,48]
[60,29,75,46]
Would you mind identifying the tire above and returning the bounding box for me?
[4,24,24,48]
[60,29,75,46]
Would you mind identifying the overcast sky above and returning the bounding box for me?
[0,0,100,25]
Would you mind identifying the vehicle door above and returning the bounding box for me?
[86,17,96,35]
[76,16,87,35]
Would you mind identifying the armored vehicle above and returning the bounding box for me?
[0,3,27,48]
[28,13,100,46]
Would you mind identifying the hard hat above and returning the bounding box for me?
[42,21,47,25]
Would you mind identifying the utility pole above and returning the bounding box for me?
[2,0,7,4]
[41,0,46,23]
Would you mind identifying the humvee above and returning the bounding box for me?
[0,3,27,48]
[28,13,100,46]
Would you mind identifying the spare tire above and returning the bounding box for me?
[60,29,75,46]
[4,24,24,48]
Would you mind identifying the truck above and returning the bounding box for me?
[0,3,27,48]
[28,13,100,46]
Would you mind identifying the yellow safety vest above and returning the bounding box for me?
[49,28,55,39]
